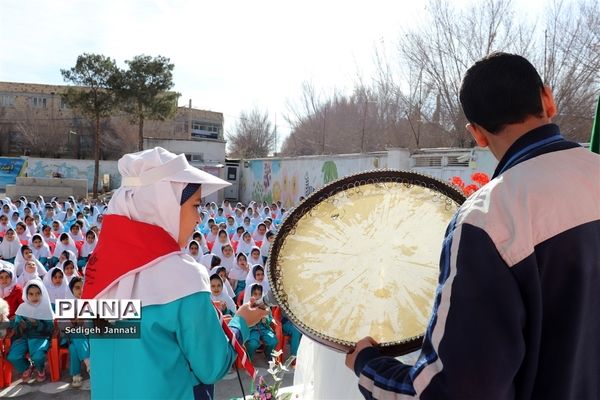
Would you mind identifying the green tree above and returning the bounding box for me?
[113,55,179,150]
[61,53,118,199]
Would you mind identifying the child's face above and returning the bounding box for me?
[53,223,59,230]
[59,253,68,262]
[86,234,94,244]
[25,262,36,273]
[15,225,24,234]
[251,250,260,259]
[255,270,264,282]
[70,226,79,235]
[238,257,247,268]
[251,289,262,300]
[64,264,74,276]
[27,286,41,304]
[243,234,251,243]
[223,247,233,258]
[33,238,42,249]
[23,249,32,259]
[0,217,7,225]
[268,235,275,243]
[210,279,223,295]
[52,272,64,286]
[219,233,228,242]
[43,227,51,235]
[72,281,83,299]
[0,272,11,287]
[218,271,226,280]
[5,231,14,240]
[61,238,69,245]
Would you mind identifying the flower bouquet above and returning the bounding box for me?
[252,350,296,400]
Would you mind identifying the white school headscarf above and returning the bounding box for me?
[185,240,202,262]
[211,230,232,260]
[42,267,70,303]
[97,147,230,306]
[51,220,64,236]
[29,234,51,259]
[0,262,17,298]
[248,246,263,267]
[61,261,79,284]
[0,229,21,259]
[80,231,97,257]
[15,279,54,320]
[16,264,40,288]
[236,232,256,255]
[243,264,270,303]
[209,274,237,313]
[199,253,216,273]
[54,234,79,259]
[14,248,47,277]
[228,252,250,281]
[210,266,235,299]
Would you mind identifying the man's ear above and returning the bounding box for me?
[541,85,557,119]
[466,123,489,148]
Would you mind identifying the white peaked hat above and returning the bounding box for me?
[118,147,230,197]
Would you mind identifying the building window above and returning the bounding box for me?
[227,167,237,181]
[31,97,47,108]
[60,97,69,109]
[185,153,204,163]
[0,94,15,107]
[191,120,221,139]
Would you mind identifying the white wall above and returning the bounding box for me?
[144,138,226,163]
[25,157,120,191]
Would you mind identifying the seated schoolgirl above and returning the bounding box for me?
[205,224,219,251]
[199,254,220,274]
[243,265,270,304]
[15,246,47,277]
[15,222,32,245]
[209,273,236,316]
[219,244,236,273]
[229,253,250,297]
[42,267,69,306]
[29,234,51,269]
[62,260,79,284]
[248,246,263,267]
[0,214,11,239]
[7,280,54,383]
[0,229,21,264]
[23,215,37,237]
[51,221,64,239]
[260,231,275,267]
[69,223,85,243]
[191,231,209,254]
[64,277,90,388]
[244,283,278,363]
[0,263,23,319]
[185,240,202,262]
[210,266,236,299]
[51,233,79,268]
[212,230,231,260]
[236,231,256,256]
[17,260,41,287]
[78,230,97,270]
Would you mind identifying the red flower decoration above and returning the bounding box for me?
[471,172,490,186]
[451,176,465,189]
[463,184,479,196]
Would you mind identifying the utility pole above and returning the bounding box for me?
[361,98,368,153]
[321,107,327,154]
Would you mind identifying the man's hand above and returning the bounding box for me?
[345,336,378,372]
[235,297,269,327]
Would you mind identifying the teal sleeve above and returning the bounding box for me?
[174,292,239,385]
[228,314,250,343]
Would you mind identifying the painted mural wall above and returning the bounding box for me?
[239,153,394,207]
[25,158,121,190]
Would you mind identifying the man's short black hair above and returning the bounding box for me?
[459,52,545,133]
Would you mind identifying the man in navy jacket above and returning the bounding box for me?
[346,53,600,400]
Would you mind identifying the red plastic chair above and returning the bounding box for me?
[272,306,291,362]
[236,292,244,307]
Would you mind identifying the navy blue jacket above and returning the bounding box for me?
[354,124,600,399]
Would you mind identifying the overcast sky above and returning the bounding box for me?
[0,0,546,149]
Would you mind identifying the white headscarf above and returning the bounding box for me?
[0,262,17,298]
[211,230,232,260]
[15,279,54,320]
[185,240,202,262]
[54,234,79,259]
[97,147,230,306]
[228,252,250,281]
[80,231,97,257]
[42,267,69,303]
[236,232,256,255]
[209,274,237,313]
[210,266,236,299]
[199,253,216,273]
[14,248,47,277]
[16,263,40,288]
[0,229,21,259]
[29,234,51,259]
[243,264,270,303]
[248,246,264,267]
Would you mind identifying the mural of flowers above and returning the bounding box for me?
[272,181,281,203]
[263,162,272,190]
